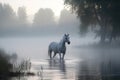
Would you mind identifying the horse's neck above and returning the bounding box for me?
[59,39,65,47]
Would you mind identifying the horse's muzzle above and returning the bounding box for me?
[68,41,70,44]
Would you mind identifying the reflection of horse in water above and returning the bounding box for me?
[48,34,70,59]
[48,59,66,73]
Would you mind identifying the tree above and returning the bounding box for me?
[33,8,56,27]
[17,7,28,25]
[58,9,79,34]
[59,9,79,27]
[0,3,17,28]
[64,0,120,42]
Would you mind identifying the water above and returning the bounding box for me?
[0,35,97,59]
[0,36,120,80]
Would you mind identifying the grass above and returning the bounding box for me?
[0,49,35,79]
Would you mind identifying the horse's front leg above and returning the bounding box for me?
[62,53,65,59]
[59,53,62,59]
[62,49,66,59]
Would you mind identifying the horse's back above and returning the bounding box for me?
[49,42,58,52]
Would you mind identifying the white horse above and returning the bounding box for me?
[48,34,70,59]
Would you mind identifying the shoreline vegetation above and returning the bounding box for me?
[0,49,35,79]
[0,72,35,79]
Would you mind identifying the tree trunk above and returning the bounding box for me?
[100,27,106,43]
[100,18,108,43]
[100,33,106,42]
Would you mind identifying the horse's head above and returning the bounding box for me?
[63,34,70,45]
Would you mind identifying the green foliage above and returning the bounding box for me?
[0,49,12,74]
[65,0,120,42]
[0,49,31,77]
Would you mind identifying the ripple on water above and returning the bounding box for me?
[29,58,81,80]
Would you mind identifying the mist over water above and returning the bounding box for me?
[0,35,95,80]
[0,34,99,59]
[0,35,120,80]
[0,35,81,59]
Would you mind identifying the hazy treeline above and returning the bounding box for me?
[0,3,79,36]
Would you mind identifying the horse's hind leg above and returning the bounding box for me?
[53,52,57,58]
[50,52,52,59]
[48,50,52,59]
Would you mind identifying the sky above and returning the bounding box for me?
[0,0,64,17]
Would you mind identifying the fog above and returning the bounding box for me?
[0,3,79,37]
[0,2,120,80]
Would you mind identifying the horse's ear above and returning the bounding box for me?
[64,34,67,36]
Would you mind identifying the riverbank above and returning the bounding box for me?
[0,72,35,79]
